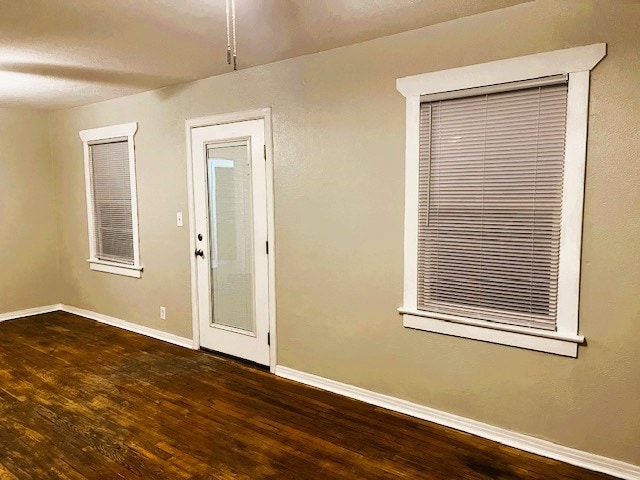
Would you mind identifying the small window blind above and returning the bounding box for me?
[417,82,568,331]
[89,139,135,265]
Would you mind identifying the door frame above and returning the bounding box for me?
[185,108,277,372]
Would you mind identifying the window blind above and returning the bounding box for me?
[417,83,568,331]
[89,140,135,265]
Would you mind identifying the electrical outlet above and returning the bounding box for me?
[160,306,166,320]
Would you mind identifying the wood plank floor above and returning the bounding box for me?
[0,312,616,480]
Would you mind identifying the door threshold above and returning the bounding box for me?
[199,347,270,372]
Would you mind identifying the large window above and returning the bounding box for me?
[397,44,606,357]
[79,122,142,278]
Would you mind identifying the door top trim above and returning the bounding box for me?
[186,108,271,129]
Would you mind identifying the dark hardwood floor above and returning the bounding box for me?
[0,312,615,479]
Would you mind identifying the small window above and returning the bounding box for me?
[79,123,142,278]
[397,44,607,356]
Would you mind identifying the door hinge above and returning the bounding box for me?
[267,332,271,346]
[263,144,267,160]
[266,241,269,255]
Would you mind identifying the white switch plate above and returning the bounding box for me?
[176,212,183,227]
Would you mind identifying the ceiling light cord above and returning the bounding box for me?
[225,0,238,70]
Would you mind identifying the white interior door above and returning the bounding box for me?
[191,119,270,366]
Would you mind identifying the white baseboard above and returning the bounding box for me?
[0,303,195,350]
[275,366,640,480]
[0,304,63,323]
[60,304,195,349]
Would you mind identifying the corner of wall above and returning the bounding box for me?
[45,110,64,304]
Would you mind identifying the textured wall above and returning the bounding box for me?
[48,0,640,465]
[0,108,60,312]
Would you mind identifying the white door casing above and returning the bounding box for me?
[190,116,271,366]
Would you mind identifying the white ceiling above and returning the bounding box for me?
[0,0,528,110]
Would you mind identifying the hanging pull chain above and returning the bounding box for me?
[225,0,232,65]
[231,0,237,70]
[224,0,238,70]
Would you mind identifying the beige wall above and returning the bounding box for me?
[47,0,640,465]
[0,108,60,312]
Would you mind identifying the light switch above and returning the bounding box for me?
[176,212,183,227]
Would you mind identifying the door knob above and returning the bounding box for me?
[195,249,205,258]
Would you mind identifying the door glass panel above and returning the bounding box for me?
[206,141,255,334]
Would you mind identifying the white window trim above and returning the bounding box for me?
[396,44,607,357]
[79,122,142,278]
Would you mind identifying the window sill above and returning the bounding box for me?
[88,259,143,278]
[398,308,584,357]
